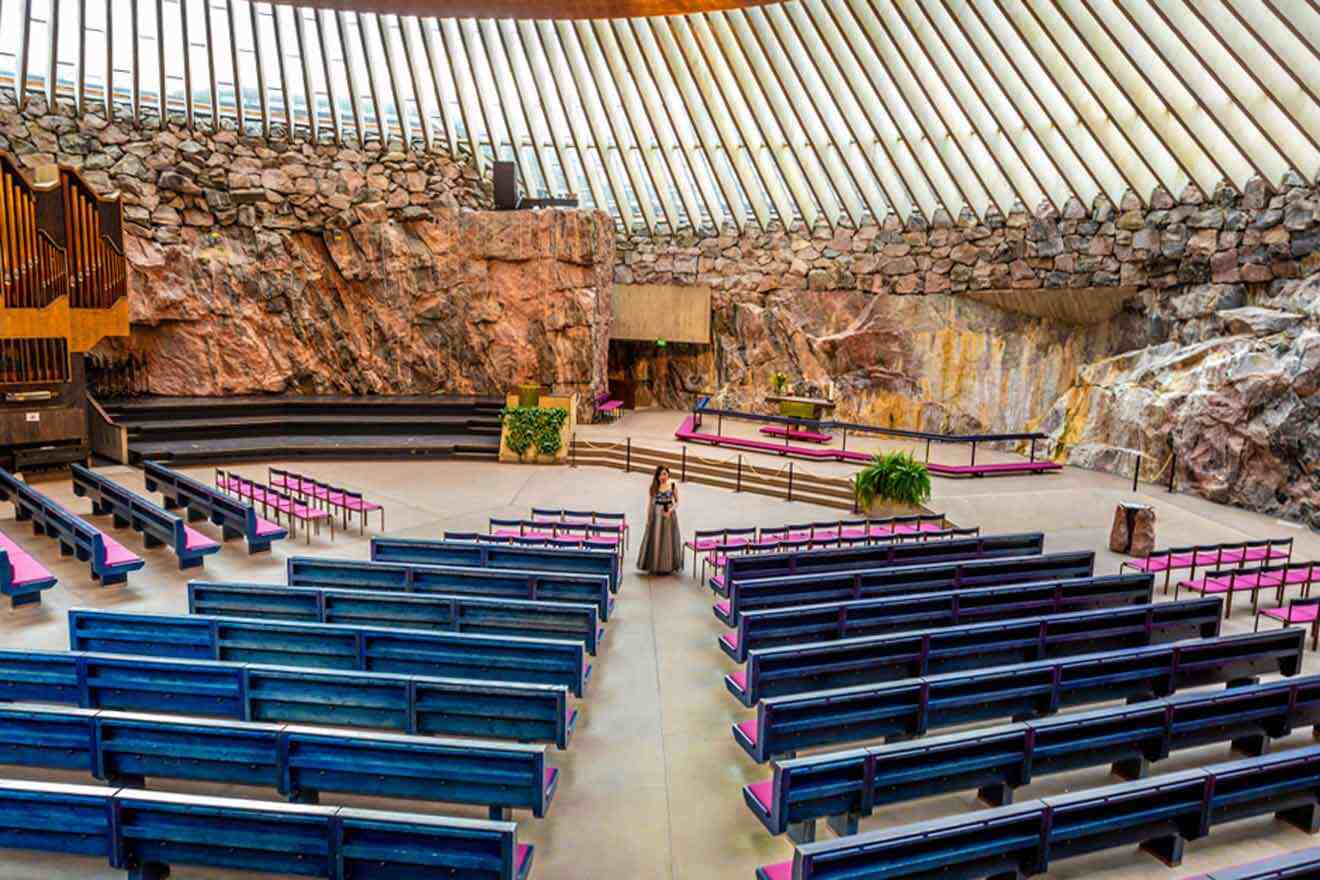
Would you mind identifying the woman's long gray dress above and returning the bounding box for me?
[637,487,683,574]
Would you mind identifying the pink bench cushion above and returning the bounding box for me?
[101,535,142,567]
[727,670,748,693]
[745,779,774,813]
[757,861,793,880]
[720,631,739,652]
[0,533,51,586]
[183,527,219,552]
[254,518,285,537]
[598,400,622,411]
[1263,604,1320,624]
[714,600,732,618]
[735,718,758,746]
[516,844,532,875]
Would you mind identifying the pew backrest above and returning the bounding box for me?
[371,536,621,593]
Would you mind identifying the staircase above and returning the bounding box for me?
[100,395,505,464]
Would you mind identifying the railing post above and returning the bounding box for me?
[925,438,931,463]
[1029,437,1036,463]
[841,427,847,451]
[736,455,742,493]
[787,462,794,503]
[1132,452,1141,492]
[718,413,723,435]
[625,437,631,474]
[681,446,687,483]
[1168,451,1176,493]
[571,433,577,469]
[970,441,976,467]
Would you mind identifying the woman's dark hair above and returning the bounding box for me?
[649,465,671,497]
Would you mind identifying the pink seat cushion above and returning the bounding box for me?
[714,600,732,617]
[516,844,532,874]
[757,862,792,880]
[1129,557,1171,572]
[728,670,748,693]
[1264,604,1320,624]
[1284,567,1315,584]
[689,538,720,550]
[101,535,141,567]
[183,527,219,551]
[711,574,725,589]
[745,779,775,812]
[839,528,867,539]
[1193,551,1224,566]
[720,631,739,651]
[492,529,521,537]
[0,534,51,586]
[544,767,558,791]
[735,718,758,746]
[1167,553,1196,568]
[254,518,284,537]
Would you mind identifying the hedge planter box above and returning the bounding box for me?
[499,393,577,464]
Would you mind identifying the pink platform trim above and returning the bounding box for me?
[745,779,775,812]
[735,718,758,746]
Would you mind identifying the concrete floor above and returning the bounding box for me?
[0,409,1318,878]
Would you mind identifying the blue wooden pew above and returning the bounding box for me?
[288,555,617,621]
[0,779,534,879]
[68,608,592,697]
[746,674,1320,840]
[143,459,287,554]
[188,580,605,655]
[0,648,576,748]
[0,703,557,818]
[0,467,144,586]
[726,598,1223,706]
[72,464,220,570]
[720,572,1155,662]
[0,526,57,606]
[712,530,1047,595]
[733,628,1304,762]
[1186,847,1320,879]
[755,744,1320,880]
[714,550,1097,625]
[372,536,621,593]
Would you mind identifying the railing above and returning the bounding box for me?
[0,152,67,309]
[61,167,126,309]
[571,435,859,511]
[86,392,128,463]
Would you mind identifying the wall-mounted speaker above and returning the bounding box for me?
[493,161,518,210]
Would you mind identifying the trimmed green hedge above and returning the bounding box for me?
[502,405,569,457]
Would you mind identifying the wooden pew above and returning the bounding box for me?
[714,551,1097,625]
[0,702,558,818]
[0,648,577,749]
[726,598,1223,706]
[68,608,592,697]
[746,674,1320,840]
[732,628,1304,763]
[142,460,286,553]
[372,536,621,594]
[0,779,534,879]
[755,745,1320,880]
[0,526,57,606]
[72,464,220,569]
[287,556,616,621]
[720,572,1155,662]
[188,581,605,655]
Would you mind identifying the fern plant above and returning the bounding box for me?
[501,405,568,457]
[854,451,932,509]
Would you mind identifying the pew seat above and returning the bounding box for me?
[0,527,57,606]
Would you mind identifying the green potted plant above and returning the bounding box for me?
[853,451,932,516]
[769,371,789,395]
[516,383,542,408]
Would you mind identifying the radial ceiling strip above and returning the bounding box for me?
[203,0,220,130]
[294,6,320,143]
[496,19,559,193]
[704,10,823,229]
[226,0,245,131]
[776,3,898,223]
[991,0,1159,203]
[640,15,746,230]
[313,9,342,142]
[481,18,547,194]
[732,7,845,227]
[781,2,893,223]
[608,18,705,226]
[378,14,411,145]
[417,17,459,153]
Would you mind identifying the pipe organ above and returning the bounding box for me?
[0,152,129,470]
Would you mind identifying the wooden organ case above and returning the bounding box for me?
[0,153,129,470]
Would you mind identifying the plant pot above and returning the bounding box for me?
[516,384,542,408]
[860,499,929,518]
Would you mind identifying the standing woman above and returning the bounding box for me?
[637,465,683,574]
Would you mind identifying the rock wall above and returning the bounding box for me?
[1041,271,1320,526]
[0,96,614,418]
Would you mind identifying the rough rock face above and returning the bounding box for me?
[112,207,616,419]
[1043,271,1320,526]
[620,287,1146,434]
